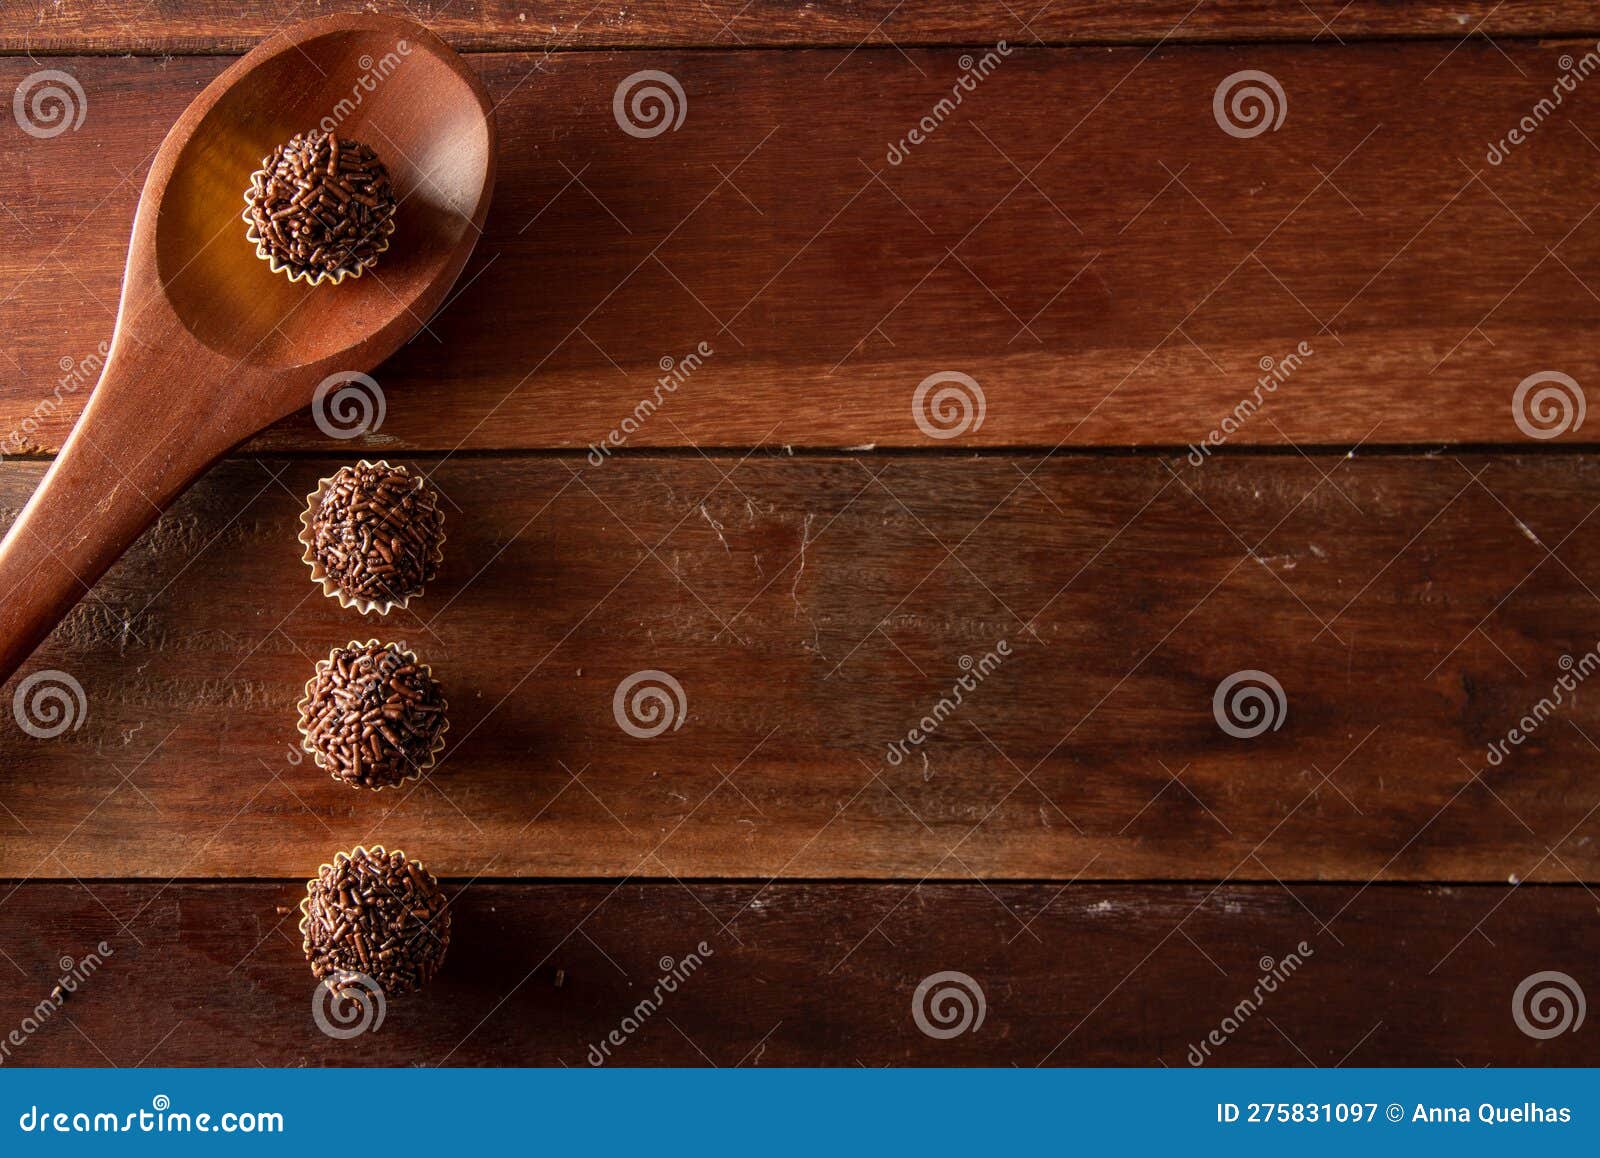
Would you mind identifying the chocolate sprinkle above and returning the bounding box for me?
[301,846,449,997]
[244,131,396,281]
[309,461,444,608]
[299,641,447,790]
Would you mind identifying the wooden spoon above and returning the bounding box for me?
[0,15,495,684]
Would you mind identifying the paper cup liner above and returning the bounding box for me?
[298,844,451,993]
[241,188,395,287]
[296,639,450,792]
[298,459,446,617]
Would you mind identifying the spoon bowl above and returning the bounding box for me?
[158,24,492,364]
[0,14,495,684]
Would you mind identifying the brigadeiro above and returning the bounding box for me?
[299,460,445,615]
[299,846,450,996]
[242,130,397,285]
[298,640,448,790]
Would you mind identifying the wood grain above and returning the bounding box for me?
[5,42,1600,452]
[1,881,1594,1066]
[1,1,1594,53]
[4,453,1600,882]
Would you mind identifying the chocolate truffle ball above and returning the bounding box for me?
[298,640,447,789]
[307,461,444,609]
[243,131,396,283]
[300,846,450,996]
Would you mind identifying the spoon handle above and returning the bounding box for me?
[0,340,238,685]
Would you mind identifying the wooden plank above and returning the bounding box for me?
[3,453,1600,881]
[1,2,1593,54]
[5,42,1600,452]
[0,881,1594,1066]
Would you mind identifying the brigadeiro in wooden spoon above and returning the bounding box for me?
[243,130,397,285]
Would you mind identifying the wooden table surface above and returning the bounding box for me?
[2,0,1598,1067]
